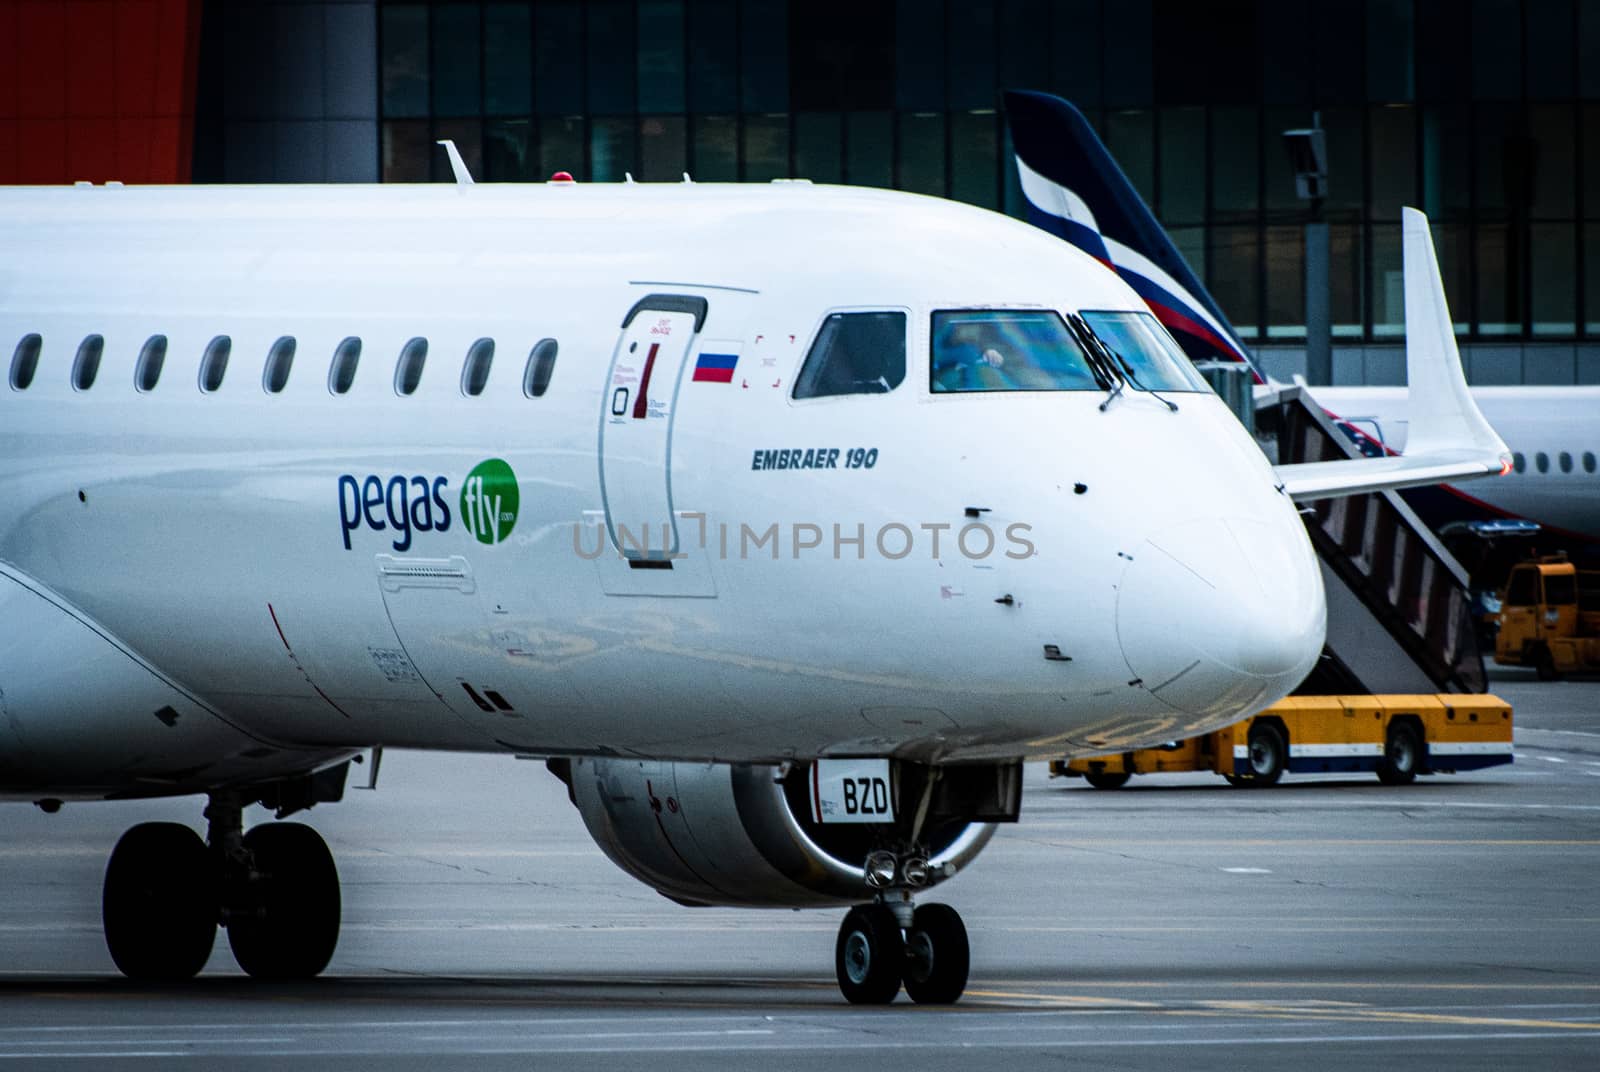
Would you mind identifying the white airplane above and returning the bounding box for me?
[0,170,1504,1004]
[1004,89,1600,550]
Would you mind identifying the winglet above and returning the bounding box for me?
[436,139,475,187]
[1274,208,1510,500]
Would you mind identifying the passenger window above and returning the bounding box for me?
[931,310,1095,393]
[394,337,428,396]
[1535,452,1549,474]
[460,337,495,397]
[9,333,41,390]
[72,335,104,391]
[135,335,167,392]
[263,336,296,393]
[523,338,558,397]
[328,336,362,395]
[794,312,906,399]
[1512,452,1526,474]
[1559,451,1573,473]
[1505,568,1537,607]
[1585,452,1597,474]
[200,335,231,392]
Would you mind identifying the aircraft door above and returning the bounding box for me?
[600,294,706,561]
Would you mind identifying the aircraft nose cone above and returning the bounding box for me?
[1116,517,1325,718]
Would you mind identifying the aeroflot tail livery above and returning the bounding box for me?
[0,175,1504,1003]
[1003,89,1600,550]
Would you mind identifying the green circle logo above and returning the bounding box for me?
[460,458,519,546]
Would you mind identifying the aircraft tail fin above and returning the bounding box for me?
[1273,208,1510,500]
[1002,90,1259,379]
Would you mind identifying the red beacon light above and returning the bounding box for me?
[549,171,575,183]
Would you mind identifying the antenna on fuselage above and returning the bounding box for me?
[435,139,475,187]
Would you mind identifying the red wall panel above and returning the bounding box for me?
[2,0,201,184]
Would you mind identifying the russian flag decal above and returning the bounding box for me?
[692,352,738,383]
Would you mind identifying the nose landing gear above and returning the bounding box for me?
[834,850,971,1005]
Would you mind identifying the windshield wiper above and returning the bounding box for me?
[1071,315,1179,413]
[1065,315,1124,410]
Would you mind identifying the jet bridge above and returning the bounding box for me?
[1255,384,1487,695]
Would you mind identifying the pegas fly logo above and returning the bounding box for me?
[338,458,518,551]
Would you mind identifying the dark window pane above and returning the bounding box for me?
[1207,226,1259,338]
[1586,104,1600,219]
[1050,0,1101,108]
[1265,106,1311,217]
[200,336,231,393]
[743,0,789,111]
[533,1,583,115]
[1330,223,1366,337]
[135,335,166,392]
[1589,223,1600,334]
[1211,107,1259,222]
[1105,110,1154,207]
[1314,3,1362,103]
[895,0,944,110]
[1260,4,1312,104]
[898,112,944,197]
[9,333,40,391]
[1102,0,1152,107]
[461,337,495,396]
[524,338,558,397]
[789,0,885,111]
[1527,0,1575,99]
[997,0,1050,107]
[1476,222,1522,335]
[1420,106,1472,221]
[382,4,428,118]
[1366,0,1415,101]
[845,111,892,188]
[395,337,428,396]
[1416,0,1471,101]
[1370,105,1417,222]
[687,0,738,112]
[638,0,686,113]
[1154,0,1254,106]
[540,115,585,179]
[950,110,997,209]
[1264,224,1305,338]
[1430,221,1471,332]
[692,114,739,181]
[485,118,535,180]
[432,2,482,117]
[640,115,687,181]
[329,337,362,395]
[945,2,994,109]
[587,2,636,114]
[1585,0,1600,97]
[433,118,483,182]
[1170,225,1206,287]
[1158,107,1204,226]
[484,3,532,116]
[794,112,842,184]
[382,119,431,181]
[1531,223,1577,336]
[590,117,637,181]
[742,113,789,181]
[794,311,905,399]
[1370,223,1406,338]
[1475,104,1522,216]
[1321,108,1365,216]
[1471,0,1522,101]
[1530,105,1577,220]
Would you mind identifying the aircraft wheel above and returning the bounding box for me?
[902,903,969,1005]
[227,823,341,980]
[835,904,903,1005]
[1244,723,1286,787]
[103,822,217,981]
[1377,722,1422,786]
[1083,769,1131,790]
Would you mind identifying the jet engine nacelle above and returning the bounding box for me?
[560,758,1001,907]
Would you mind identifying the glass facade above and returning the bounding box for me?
[378,0,1600,343]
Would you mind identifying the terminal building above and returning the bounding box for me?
[3,0,1599,382]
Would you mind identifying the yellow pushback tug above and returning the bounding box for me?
[1050,695,1512,789]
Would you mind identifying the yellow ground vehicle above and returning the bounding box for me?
[1049,695,1512,789]
[1495,556,1600,679]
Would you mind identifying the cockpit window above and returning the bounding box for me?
[1078,310,1210,392]
[931,309,1097,392]
[793,312,906,399]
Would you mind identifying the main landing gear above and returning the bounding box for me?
[101,793,341,981]
[834,849,971,1005]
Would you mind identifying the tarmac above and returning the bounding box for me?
[1,666,1596,1070]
